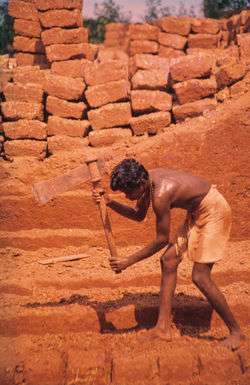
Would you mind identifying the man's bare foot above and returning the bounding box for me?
[220,331,246,351]
[138,325,180,342]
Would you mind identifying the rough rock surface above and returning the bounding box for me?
[158,16,191,36]
[14,19,42,38]
[173,78,218,104]
[84,61,128,86]
[130,40,159,55]
[131,90,172,113]
[130,111,171,135]
[170,54,214,82]
[3,82,44,103]
[1,101,44,120]
[3,120,47,140]
[39,9,82,28]
[51,59,90,78]
[85,80,130,108]
[88,102,132,130]
[43,73,85,100]
[172,98,217,122]
[89,128,132,147]
[132,69,169,90]
[46,96,86,119]
[47,116,90,137]
[41,27,88,46]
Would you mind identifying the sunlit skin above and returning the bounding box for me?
[93,168,246,350]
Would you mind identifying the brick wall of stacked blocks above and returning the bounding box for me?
[0,1,250,159]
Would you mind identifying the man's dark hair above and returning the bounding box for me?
[110,158,149,192]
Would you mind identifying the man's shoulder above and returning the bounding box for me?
[152,178,177,205]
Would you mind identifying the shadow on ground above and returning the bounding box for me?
[24,292,214,337]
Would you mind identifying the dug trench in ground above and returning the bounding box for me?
[0,242,250,385]
[0,241,250,334]
[0,93,250,384]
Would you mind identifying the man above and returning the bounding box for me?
[93,158,245,350]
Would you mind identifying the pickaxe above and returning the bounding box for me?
[32,157,106,205]
[34,156,121,273]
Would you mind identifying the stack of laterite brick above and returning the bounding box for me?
[236,10,250,70]
[187,18,221,50]
[218,18,230,48]
[2,64,47,159]
[184,12,248,105]
[85,59,132,147]
[128,23,159,57]
[215,51,246,100]
[2,1,48,159]
[237,32,250,69]
[214,13,247,99]
[170,54,218,122]
[218,9,249,48]
[0,57,18,160]
[167,17,240,122]
[37,0,91,155]
[8,0,48,68]
[181,44,242,104]
[104,23,129,53]
[225,13,242,44]
[157,16,191,59]
[127,23,173,136]
[240,9,250,32]
[129,53,172,136]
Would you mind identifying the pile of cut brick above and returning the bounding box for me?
[0,2,250,160]
[2,65,47,158]
[105,11,250,56]
[85,59,132,146]
[129,53,172,135]
[38,0,90,155]
[10,0,48,68]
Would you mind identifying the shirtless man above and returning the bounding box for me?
[93,158,245,350]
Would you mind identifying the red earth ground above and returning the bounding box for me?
[0,92,250,384]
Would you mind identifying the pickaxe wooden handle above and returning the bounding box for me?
[86,156,121,274]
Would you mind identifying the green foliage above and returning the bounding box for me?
[203,0,250,18]
[84,19,103,43]
[84,0,131,43]
[0,0,14,54]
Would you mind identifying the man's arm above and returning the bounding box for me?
[106,191,150,222]
[110,194,171,272]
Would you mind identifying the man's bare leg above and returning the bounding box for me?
[192,262,246,350]
[148,245,181,341]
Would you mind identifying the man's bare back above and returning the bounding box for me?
[149,168,211,211]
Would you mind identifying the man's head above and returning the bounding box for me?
[110,158,149,200]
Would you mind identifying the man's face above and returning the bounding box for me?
[123,184,145,201]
